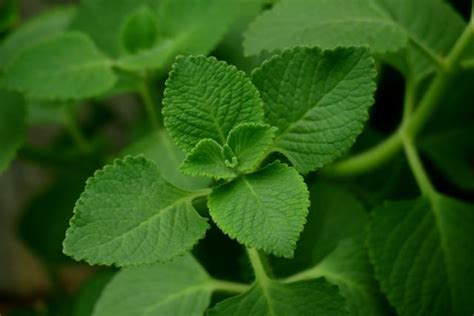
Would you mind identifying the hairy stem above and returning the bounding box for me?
[139,81,161,130]
[247,248,271,283]
[210,279,250,294]
[64,106,92,153]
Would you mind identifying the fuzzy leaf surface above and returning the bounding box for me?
[252,47,376,173]
[0,6,75,70]
[227,123,277,173]
[2,32,116,100]
[0,91,25,173]
[163,55,264,152]
[63,156,209,266]
[180,138,236,180]
[207,278,348,316]
[208,161,309,257]
[94,254,212,316]
[368,195,474,315]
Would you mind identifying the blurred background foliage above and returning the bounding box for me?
[0,0,472,315]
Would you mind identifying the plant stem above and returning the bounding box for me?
[210,279,250,294]
[324,20,474,177]
[64,106,92,153]
[139,81,160,130]
[247,248,271,283]
[402,134,436,198]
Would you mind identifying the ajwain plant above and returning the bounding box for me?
[0,0,473,315]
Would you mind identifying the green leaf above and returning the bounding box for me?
[69,0,151,57]
[0,6,75,70]
[1,32,116,100]
[227,123,277,173]
[252,47,376,173]
[121,130,209,191]
[63,156,209,266]
[208,278,348,316]
[208,161,309,257]
[243,0,407,56]
[93,254,212,316]
[368,194,474,315]
[0,0,18,33]
[163,55,264,152]
[120,5,158,54]
[274,182,386,316]
[244,0,465,80]
[0,91,25,173]
[180,139,236,180]
[73,270,115,316]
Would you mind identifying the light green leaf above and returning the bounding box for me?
[368,194,474,315]
[122,130,209,191]
[93,254,212,316]
[63,156,209,266]
[0,6,75,70]
[163,55,264,152]
[252,47,376,173]
[0,91,25,173]
[69,0,151,57]
[243,0,407,56]
[208,161,309,257]
[244,0,465,80]
[208,278,348,316]
[1,32,116,100]
[227,123,277,173]
[180,139,236,180]
[120,5,158,54]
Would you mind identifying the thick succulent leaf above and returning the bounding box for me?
[0,6,75,70]
[208,161,309,257]
[227,123,277,173]
[63,156,209,266]
[180,139,236,180]
[163,55,264,152]
[244,0,465,80]
[122,130,209,191]
[252,47,376,173]
[94,254,212,316]
[120,5,158,54]
[368,195,474,315]
[208,278,348,316]
[0,91,25,173]
[1,32,116,100]
[243,0,407,56]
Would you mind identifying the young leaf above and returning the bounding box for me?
[1,32,116,100]
[0,91,25,173]
[252,47,376,173]
[120,5,158,54]
[63,156,209,266]
[208,161,309,257]
[93,254,212,316]
[368,194,474,315]
[208,278,348,316]
[163,55,264,152]
[226,123,278,173]
[180,139,236,180]
[122,130,209,191]
[0,6,75,70]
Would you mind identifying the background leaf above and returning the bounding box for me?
[1,32,116,100]
[0,91,25,173]
[368,194,474,315]
[93,254,212,316]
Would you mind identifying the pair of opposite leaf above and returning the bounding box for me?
[63,46,377,267]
